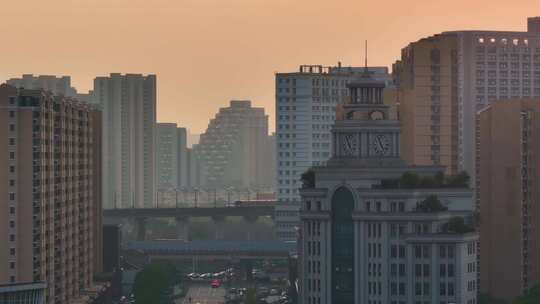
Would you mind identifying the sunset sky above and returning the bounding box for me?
[1,0,538,133]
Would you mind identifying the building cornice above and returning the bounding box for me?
[403,232,479,243]
[351,211,473,221]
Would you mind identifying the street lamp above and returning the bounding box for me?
[194,188,199,208]
[213,188,217,208]
[227,187,232,207]
[175,189,179,209]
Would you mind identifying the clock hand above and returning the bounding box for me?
[376,136,385,152]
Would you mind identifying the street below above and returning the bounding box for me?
[178,283,226,304]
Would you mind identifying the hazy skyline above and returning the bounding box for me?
[1,0,537,132]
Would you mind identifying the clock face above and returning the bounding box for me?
[369,110,385,120]
[371,134,391,156]
[341,133,357,156]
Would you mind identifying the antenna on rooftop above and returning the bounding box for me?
[365,40,367,70]
[364,40,368,72]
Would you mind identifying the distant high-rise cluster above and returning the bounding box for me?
[0,85,102,304]
[195,100,275,190]
[156,123,198,190]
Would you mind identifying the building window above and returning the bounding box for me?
[399,264,406,277]
[415,264,422,277]
[440,264,446,277]
[8,138,15,145]
[415,283,422,296]
[399,282,406,295]
[448,264,455,277]
[439,245,446,258]
[9,248,15,256]
[448,282,455,296]
[448,246,454,258]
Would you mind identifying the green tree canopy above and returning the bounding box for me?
[415,195,448,212]
[446,216,475,233]
[133,262,175,304]
[301,169,315,189]
[400,171,421,188]
[513,285,540,304]
[479,294,507,304]
[245,288,258,304]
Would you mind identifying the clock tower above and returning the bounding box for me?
[331,69,403,165]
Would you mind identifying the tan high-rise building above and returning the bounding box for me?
[395,17,540,177]
[477,99,540,301]
[0,84,102,304]
[6,75,78,98]
[395,34,460,174]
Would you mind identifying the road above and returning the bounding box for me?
[178,283,226,304]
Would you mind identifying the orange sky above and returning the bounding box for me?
[1,0,537,133]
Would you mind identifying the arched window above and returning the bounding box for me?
[331,187,355,304]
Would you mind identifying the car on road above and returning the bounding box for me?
[211,279,221,288]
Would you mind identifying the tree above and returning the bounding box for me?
[446,216,474,234]
[400,172,420,188]
[479,294,507,304]
[133,262,175,304]
[419,176,437,188]
[245,288,258,304]
[446,171,470,187]
[415,195,448,212]
[434,171,445,187]
[301,169,315,189]
[513,285,540,304]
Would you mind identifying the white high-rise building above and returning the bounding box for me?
[275,64,392,240]
[93,73,156,208]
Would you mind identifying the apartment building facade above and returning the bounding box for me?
[0,85,102,304]
[476,99,540,301]
[396,17,540,178]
